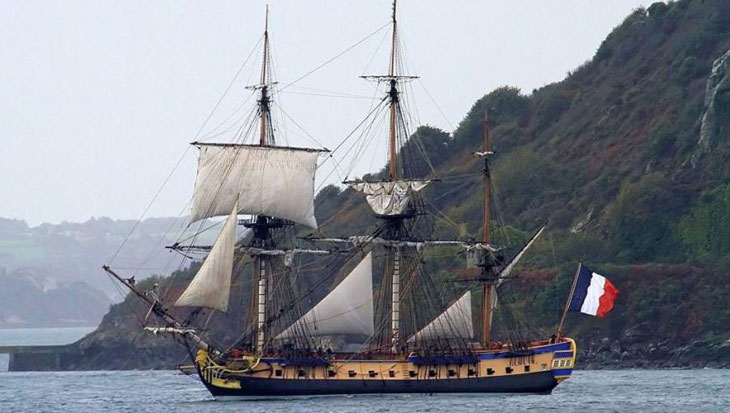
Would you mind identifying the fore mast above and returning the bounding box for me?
[163,6,326,357]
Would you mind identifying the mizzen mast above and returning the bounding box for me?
[480,113,494,348]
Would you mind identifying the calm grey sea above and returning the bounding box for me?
[1,329,730,412]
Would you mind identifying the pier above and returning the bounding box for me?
[0,345,72,371]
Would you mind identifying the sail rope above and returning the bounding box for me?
[278,22,390,93]
[272,101,329,154]
[280,89,374,100]
[360,24,391,77]
[417,79,455,131]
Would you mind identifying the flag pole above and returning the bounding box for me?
[557,262,582,338]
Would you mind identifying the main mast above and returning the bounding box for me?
[387,0,402,352]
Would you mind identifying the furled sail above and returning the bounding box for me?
[408,291,473,343]
[276,252,374,339]
[191,143,324,228]
[174,201,238,312]
[349,180,430,216]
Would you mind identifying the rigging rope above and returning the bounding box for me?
[279,22,390,93]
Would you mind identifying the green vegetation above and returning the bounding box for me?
[605,173,685,262]
[679,184,730,266]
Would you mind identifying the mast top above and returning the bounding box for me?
[265,4,269,33]
[260,5,270,86]
[389,0,398,78]
[481,111,491,245]
[259,4,271,146]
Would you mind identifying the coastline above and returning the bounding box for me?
[4,337,730,372]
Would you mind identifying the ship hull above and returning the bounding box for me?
[204,370,559,399]
[194,338,576,399]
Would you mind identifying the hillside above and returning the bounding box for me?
[47,0,730,369]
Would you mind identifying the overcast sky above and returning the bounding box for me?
[1,0,655,226]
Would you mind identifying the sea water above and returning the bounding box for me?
[1,369,730,412]
[1,329,729,412]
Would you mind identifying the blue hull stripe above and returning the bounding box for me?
[265,342,573,365]
[552,369,573,376]
[475,342,571,361]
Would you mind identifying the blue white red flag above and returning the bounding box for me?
[568,264,618,318]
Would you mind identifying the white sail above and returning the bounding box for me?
[408,291,473,343]
[277,252,374,339]
[174,201,238,312]
[191,143,323,228]
[349,180,430,216]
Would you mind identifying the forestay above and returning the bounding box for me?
[174,201,238,312]
[349,180,430,216]
[408,291,473,343]
[276,252,374,339]
[191,143,323,228]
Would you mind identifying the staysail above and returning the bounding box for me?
[408,291,473,343]
[174,201,238,312]
[191,143,324,228]
[349,180,430,216]
[276,252,374,339]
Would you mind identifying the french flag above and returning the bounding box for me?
[568,264,619,317]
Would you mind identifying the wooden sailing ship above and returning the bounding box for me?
[104,2,577,399]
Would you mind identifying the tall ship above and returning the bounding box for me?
[104,2,577,398]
